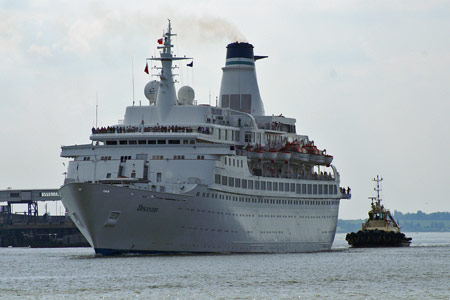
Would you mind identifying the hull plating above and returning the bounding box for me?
[60,182,340,255]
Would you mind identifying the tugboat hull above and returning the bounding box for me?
[346,230,411,248]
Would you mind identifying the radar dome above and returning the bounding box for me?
[177,86,195,105]
[144,80,159,105]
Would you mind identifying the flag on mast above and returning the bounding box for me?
[187,61,193,67]
[144,62,149,74]
[157,38,163,44]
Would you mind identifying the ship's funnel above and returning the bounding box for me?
[219,42,266,116]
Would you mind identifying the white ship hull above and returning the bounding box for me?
[60,182,340,255]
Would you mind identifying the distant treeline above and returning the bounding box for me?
[337,210,450,233]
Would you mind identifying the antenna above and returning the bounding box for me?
[209,89,211,105]
[95,92,98,128]
[373,175,383,203]
[132,57,135,106]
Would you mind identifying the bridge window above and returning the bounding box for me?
[242,179,247,189]
[235,178,241,188]
[248,180,253,189]
[273,182,278,191]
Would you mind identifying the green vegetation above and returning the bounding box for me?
[337,211,450,233]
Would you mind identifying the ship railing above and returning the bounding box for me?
[340,187,352,199]
[257,171,335,181]
[91,125,213,135]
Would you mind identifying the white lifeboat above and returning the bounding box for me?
[292,151,310,162]
[263,149,278,160]
[248,149,264,160]
[324,155,333,166]
[277,151,291,161]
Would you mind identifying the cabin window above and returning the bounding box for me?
[106,140,117,145]
[119,140,128,145]
[245,132,252,143]
[156,172,162,182]
[235,178,241,188]
[296,184,301,194]
[279,182,284,191]
[129,140,137,145]
[291,183,295,192]
[242,179,247,189]
[302,184,307,194]
[138,140,146,144]
[168,140,180,144]
[248,180,253,189]
[318,185,323,195]
[267,182,272,191]
[222,176,227,185]
[157,140,166,144]
[190,140,195,144]
[218,129,222,140]
[224,157,227,165]
[324,185,328,195]
[334,185,338,194]
[255,181,260,190]
[148,140,156,144]
[285,183,290,192]
[233,159,235,167]
[273,182,278,191]
[228,177,234,187]
[261,181,266,191]
[313,184,318,195]
[308,184,312,194]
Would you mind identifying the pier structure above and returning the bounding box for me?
[0,188,88,248]
[0,189,61,225]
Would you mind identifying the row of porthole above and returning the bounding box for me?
[198,191,339,206]
[181,226,238,234]
[178,206,336,220]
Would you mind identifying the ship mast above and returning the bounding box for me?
[147,20,192,119]
[372,175,383,205]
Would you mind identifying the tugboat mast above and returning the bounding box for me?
[372,175,383,204]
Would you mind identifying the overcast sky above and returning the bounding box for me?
[1,0,449,219]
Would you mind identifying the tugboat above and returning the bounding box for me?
[346,176,412,247]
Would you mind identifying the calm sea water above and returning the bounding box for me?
[1,232,449,300]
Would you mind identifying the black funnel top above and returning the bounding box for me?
[226,42,254,59]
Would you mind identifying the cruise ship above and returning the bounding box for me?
[60,21,351,255]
